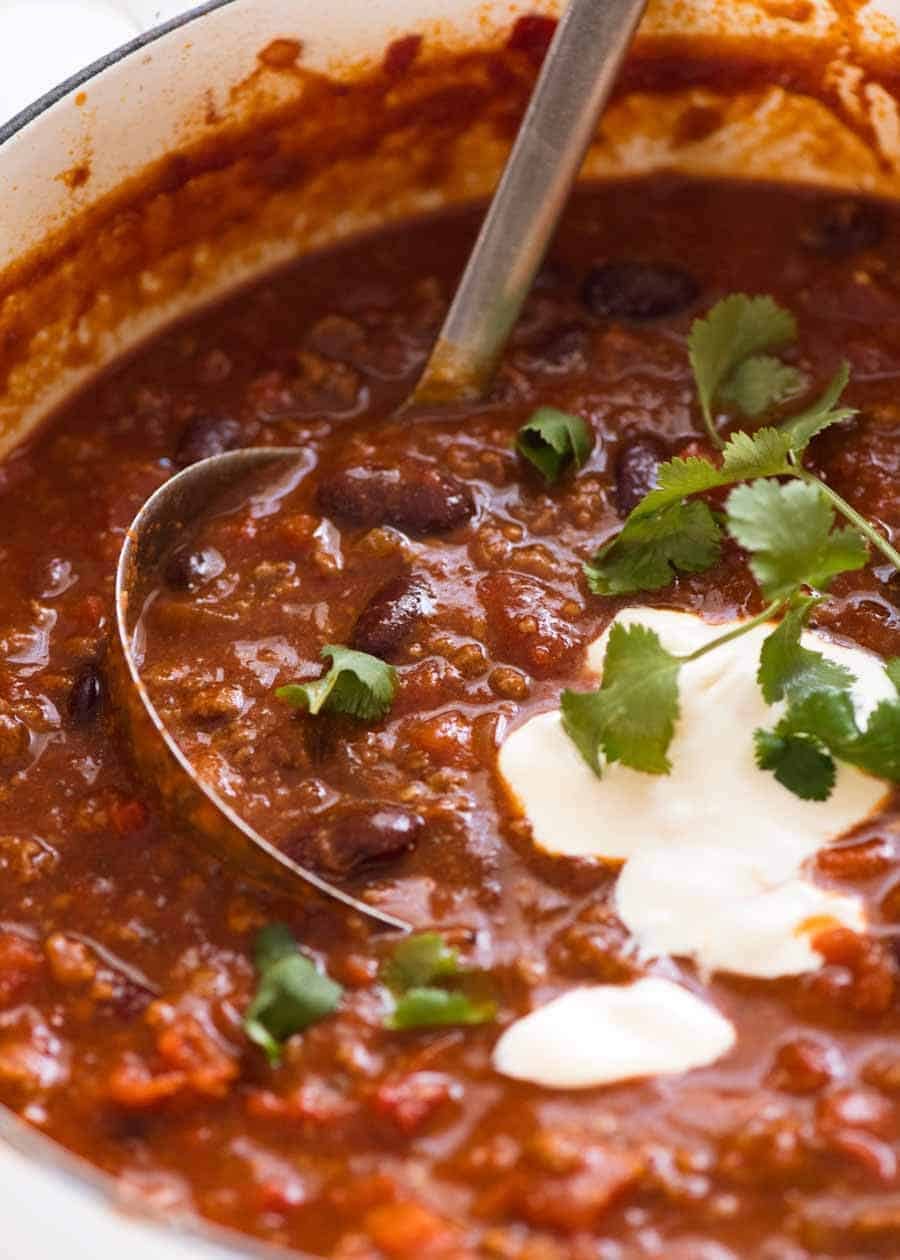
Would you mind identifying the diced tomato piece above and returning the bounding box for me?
[364,1201,455,1257]
[372,1072,458,1136]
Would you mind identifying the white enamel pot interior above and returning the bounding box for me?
[2,0,900,1257]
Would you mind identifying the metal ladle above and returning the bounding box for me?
[112,0,648,928]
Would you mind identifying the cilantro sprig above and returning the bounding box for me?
[568,295,900,801]
[571,478,900,796]
[381,932,496,1031]
[754,595,900,799]
[563,592,785,781]
[277,645,396,721]
[516,407,593,482]
[245,925,344,1065]
[587,297,898,597]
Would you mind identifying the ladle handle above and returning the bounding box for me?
[411,0,647,405]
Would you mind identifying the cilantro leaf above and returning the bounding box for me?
[781,688,862,753]
[637,428,793,517]
[726,479,868,600]
[754,728,837,801]
[386,988,496,1031]
[886,659,900,693]
[633,455,724,512]
[849,699,900,782]
[754,681,900,802]
[277,645,397,721]
[382,933,460,992]
[718,427,795,481]
[689,295,797,436]
[584,499,722,596]
[719,354,806,418]
[763,674,900,793]
[757,596,855,705]
[381,932,495,1032]
[561,622,681,775]
[780,362,856,452]
[517,407,593,482]
[255,923,297,971]
[245,925,343,1065]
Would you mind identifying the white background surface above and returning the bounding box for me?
[0,0,202,122]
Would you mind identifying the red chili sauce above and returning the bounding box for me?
[1,178,899,1258]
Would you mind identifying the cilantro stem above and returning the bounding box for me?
[699,403,726,451]
[792,466,900,573]
[680,599,786,664]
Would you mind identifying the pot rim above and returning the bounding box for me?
[0,0,238,148]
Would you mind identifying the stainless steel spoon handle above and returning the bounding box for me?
[411,0,647,405]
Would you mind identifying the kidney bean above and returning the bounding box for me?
[614,435,666,516]
[802,199,886,256]
[316,461,475,536]
[174,414,242,467]
[582,261,699,321]
[352,574,434,660]
[284,803,425,876]
[164,545,226,592]
[68,663,104,726]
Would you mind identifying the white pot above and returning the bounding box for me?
[1,1,899,1256]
